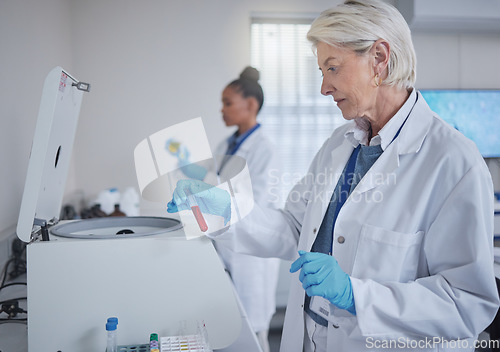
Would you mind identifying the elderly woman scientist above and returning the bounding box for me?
[168,0,499,351]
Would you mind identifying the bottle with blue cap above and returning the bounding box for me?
[106,317,118,352]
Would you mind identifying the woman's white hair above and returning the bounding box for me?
[307,0,416,89]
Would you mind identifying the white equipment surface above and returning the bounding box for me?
[495,201,500,237]
[16,67,249,352]
[27,226,241,351]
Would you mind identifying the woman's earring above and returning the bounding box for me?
[374,73,380,87]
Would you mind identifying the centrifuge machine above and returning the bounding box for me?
[16,67,257,352]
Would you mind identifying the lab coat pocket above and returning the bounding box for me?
[352,224,424,283]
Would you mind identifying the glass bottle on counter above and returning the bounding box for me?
[108,204,126,217]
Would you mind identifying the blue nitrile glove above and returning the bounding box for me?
[166,179,231,225]
[290,250,356,315]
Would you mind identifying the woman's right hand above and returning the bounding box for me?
[167,179,231,225]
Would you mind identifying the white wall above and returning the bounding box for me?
[67,0,340,211]
[413,32,500,89]
[0,0,74,236]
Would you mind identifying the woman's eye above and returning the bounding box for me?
[320,67,336,77]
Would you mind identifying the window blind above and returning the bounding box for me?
[251,21,346,206]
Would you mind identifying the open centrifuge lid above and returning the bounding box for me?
[16,67,89,243]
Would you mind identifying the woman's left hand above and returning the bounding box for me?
[290,250,356,315]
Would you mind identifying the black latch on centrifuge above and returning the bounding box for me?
[33,217,58,242]
[72,81,91,92]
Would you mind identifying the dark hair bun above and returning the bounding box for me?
[240,66,260,82]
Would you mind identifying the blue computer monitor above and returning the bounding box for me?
[420,89,500,158]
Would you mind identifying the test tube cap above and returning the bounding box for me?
[150,333,158,341]
[106,322,117,331]
[107,317,118,325]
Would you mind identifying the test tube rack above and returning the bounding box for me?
[160,334,211,351]
[116,334,211,352]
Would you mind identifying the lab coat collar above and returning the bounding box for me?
[335,91,434,197]
[322,138,357,213]
[346,89,434,158]
[395,91,434,155]
[344,88,418,150]
[378,88,418,151]
[227,123,261,147]
[232,127,262,154]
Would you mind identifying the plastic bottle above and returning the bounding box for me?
[95,188,121,214]
[106,321,117,352]
[120,187,140,216]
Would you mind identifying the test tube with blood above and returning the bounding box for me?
[185,188,208,232]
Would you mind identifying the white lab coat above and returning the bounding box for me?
[213,128,281,333]
[211,92,500,351]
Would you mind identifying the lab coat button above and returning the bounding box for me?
[332,323,339,329]
[313,228,317,234]
[337,236,345,244]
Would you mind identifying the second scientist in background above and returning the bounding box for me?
[215,67,280,352]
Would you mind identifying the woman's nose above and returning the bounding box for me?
[321,77,333,96]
